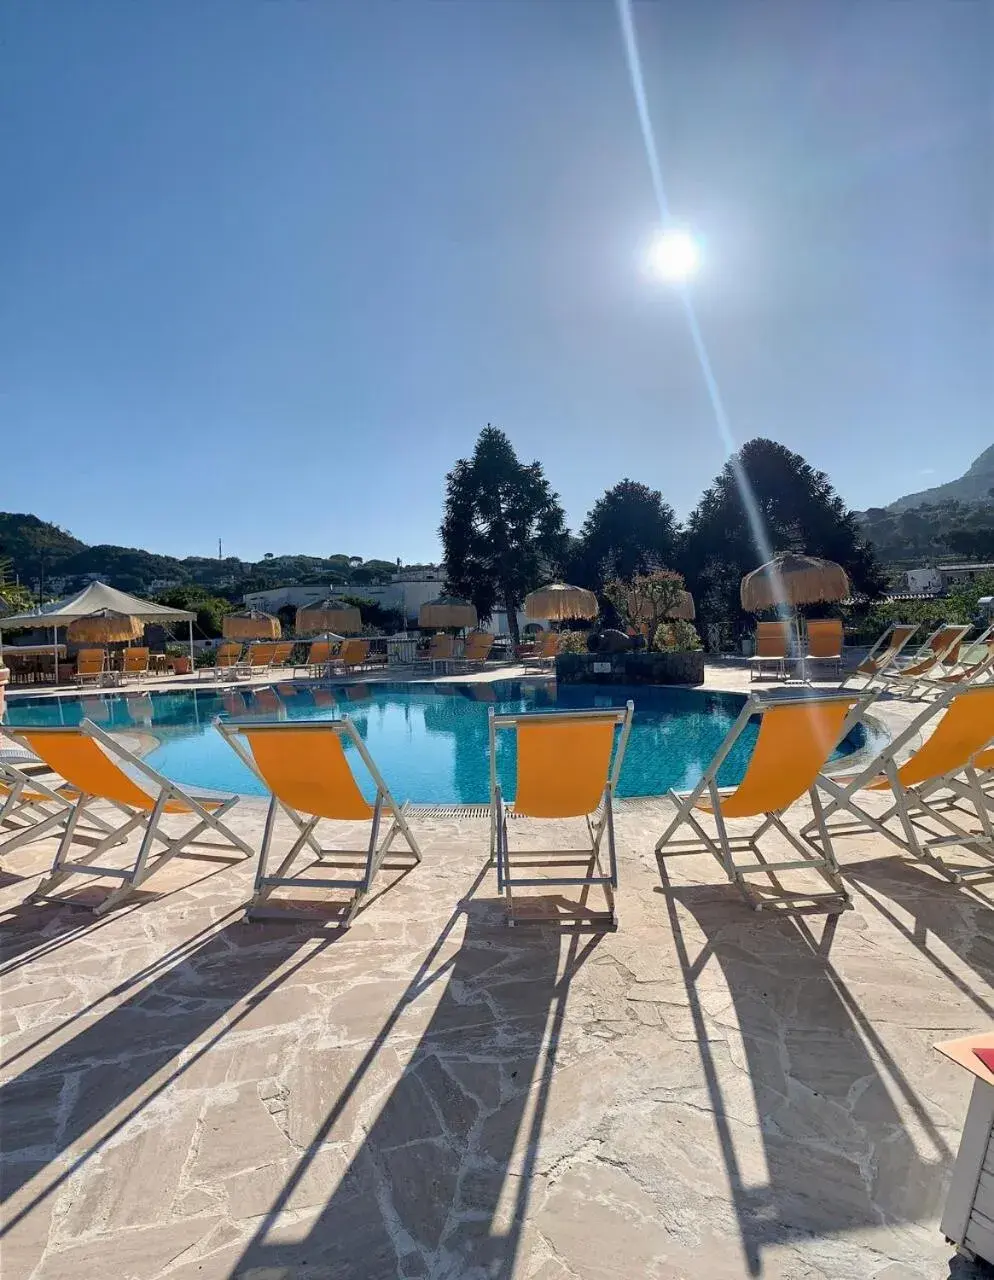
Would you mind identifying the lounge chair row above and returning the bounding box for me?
[751,619,994,696]
[3,682,994,927]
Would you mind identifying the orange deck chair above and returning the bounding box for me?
[488,702,633,928]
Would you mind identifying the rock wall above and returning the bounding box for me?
[555,651,705,686]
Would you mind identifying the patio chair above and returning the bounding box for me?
[748,621,791,682]
[234,642,278,679]
[271,641,294,669]
[462,631,495,667]
[295,639,336,677]
[803,619,844,675]
[656,692,868,912]
[73,648,107,686]
[0,762,121,867]
[802,684,994,883]
[413,634,455,673]
[840,623,920,690]
[488,702,634,928]
[522,631,559,667]
[877,624,971,695]
[122,647,150,681]
[916,637,994,697]
[335,639,371,673]
[216,719,422,925]
[197,641,243,680]
[10,721,253,914]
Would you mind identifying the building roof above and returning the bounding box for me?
[0,581,196,629]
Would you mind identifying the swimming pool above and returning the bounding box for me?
[3,680,879,806]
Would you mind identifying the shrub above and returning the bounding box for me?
[652,620,704,653]
[604,570,703,653]
[556,630,588,655]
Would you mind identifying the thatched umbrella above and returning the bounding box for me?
[67,610,144,644]
[523,583,599,622]
[296,602,362,635]
[669,590,696,621]
[222,609,282,640]
[419,597,478,630]
[740,553,850,613]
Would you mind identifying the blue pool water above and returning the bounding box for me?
[3,680,875,806]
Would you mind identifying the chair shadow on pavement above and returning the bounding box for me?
[843,855,994,1018]
[660,870,952,1278]
[0,917,327,1234]
[231,897,589,1280]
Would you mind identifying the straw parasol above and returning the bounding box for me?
[67,610,144,644]
[222,609,282,640]
[740,553,850,613]
[419,597,478,630]
[296,601,362,635]
[668,590,696,621]
[524,583,598,622]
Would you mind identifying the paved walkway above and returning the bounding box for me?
[1,666,992,1278]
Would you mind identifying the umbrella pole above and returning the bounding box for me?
[188,620,195,669]
[53,625,59,684]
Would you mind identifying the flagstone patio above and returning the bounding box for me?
[2,779,992,1279]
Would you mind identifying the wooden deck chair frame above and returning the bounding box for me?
[488,702,634,929]
[9,721,253,915]
[840,623,920,690]
[877,624,971,695]
[748,621,791,682]
[522,631,559,667]
[73,648,108,687]
[655,692,873,913]
[234,643,278,679]
[122,647,151,681]
[0,762,121,864]
[216,717,422,925]
[198,642,243,681]
[802,619,844,677]
[335,639,372,674]
[802,685,994,884]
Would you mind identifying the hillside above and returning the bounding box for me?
[0,513,404,600]
[887,445,994,512]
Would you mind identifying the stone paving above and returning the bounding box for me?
[1,667,993,1278]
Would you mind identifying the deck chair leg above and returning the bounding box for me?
[92,794,169,917]
[708,781,739,884]
[602,788,619,890]
[380,800,423,863]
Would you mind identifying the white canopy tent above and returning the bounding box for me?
[0,581,197,682]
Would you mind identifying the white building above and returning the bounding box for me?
[905,567,942,595]
[243,584,331,613]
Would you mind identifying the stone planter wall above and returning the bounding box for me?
[555,650,705,686]
[0,666,8,718]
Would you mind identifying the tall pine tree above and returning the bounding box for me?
[440,427,568,644]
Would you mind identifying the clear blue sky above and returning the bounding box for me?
[3,1,991,564]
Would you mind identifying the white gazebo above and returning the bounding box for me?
[0,581,197,682]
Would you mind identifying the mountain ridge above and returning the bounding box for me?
[883,445,994,513]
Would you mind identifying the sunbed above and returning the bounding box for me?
[748,621,791,682]
[197,642,243,680]
[0,762,119,866]
[840,623,919,690]
[10,721,252,914]
[877,624,971,695]
[804,685,994,883]
[73,648,107,687]
[216,719,422,925]
[488,701,633,928]
[122,647,150,681]
[656,692,867,912]
[803,619,844,676]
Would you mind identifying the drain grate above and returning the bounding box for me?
[407,804,491,820]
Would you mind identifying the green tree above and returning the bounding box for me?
[681,438,886,625]
[154,586,233,639]
[440,426,569,644]
[573,479,678,590]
